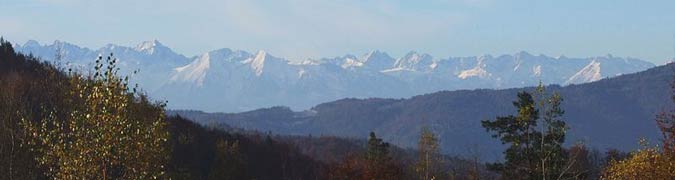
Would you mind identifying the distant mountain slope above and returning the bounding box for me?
[15,40,189,93]
[172,63,674,160]
[16,40,655,112]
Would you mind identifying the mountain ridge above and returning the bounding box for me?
[15,39,656,112]
[171,62,675,160]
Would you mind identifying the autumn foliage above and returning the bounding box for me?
[22,54,169,179]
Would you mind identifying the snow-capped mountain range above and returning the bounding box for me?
[14,40,655,112]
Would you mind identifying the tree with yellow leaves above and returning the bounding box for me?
[22,53,169,179]
[416,126,442,180]
[601,140,675,179]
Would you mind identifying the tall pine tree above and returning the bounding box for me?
[481,83,568,179]
[364,132,403,179]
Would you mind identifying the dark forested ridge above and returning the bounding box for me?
[0,38,66,179]
[173,62,674,160]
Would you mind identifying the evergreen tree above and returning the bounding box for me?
[366,132,390,164]
[363,132,403,180]
[481,83,569,179]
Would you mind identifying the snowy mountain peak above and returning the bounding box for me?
[23,40,40,47]
[515,51,534,59]
[206,48,234,58]
[242,50,290,76]
[566,60,602,84]
[360,50,394,70]
[363,50,390,61]
[135,40,165,54]
[365,49,380,56]
[458,56,491,79]
[171,52,211,86]
[341,57,364,69]
[50,40,84,51]
[393,51,434,71]
[247,50,268,76]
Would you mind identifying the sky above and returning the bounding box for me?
[1,0,675,64]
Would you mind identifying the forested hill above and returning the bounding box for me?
[173,62,674,160]
[7,39,477,179]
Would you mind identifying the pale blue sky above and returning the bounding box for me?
[1,0,674,63]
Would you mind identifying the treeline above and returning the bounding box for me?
[0,37,63,179]
[1,37,675,179]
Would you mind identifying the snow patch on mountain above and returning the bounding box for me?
[361,50,395,70]
[298,69,307,78]
[392,51,434,71]
[458,57,491,79]
[533,65,542,77]
[244,50,268,76]
[458,67,490,79]
[300,59,320,65]
[341,57,364,69]
[566,60,602,84]
[135,40,158,53]
[171,52,210,86]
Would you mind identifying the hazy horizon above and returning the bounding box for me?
[2,0,675,64]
